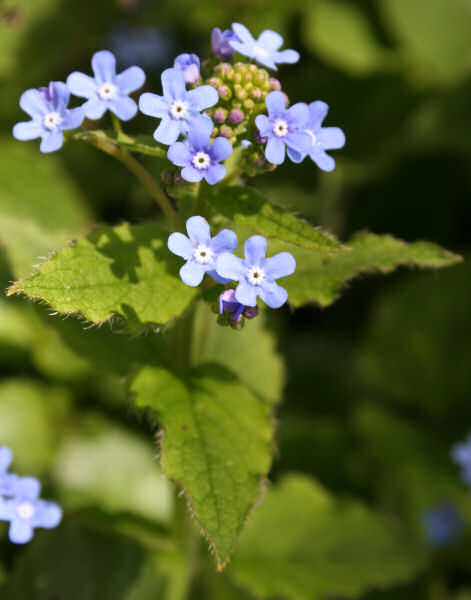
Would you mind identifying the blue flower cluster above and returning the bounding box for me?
[168,216,296,315]
[0,447,62,544]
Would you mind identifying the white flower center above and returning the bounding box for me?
[306,129,317,145]
[193,244,214,265]
[16,501,35,520]
[192,152,211,170]
[170,100,189,119]
[43,112,62,130]
[253,45,270,60]
[273,119,288,138]
[247,266,266,285]
[98,82,118,100]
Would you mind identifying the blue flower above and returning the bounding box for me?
[67,50,145,121]
[12,82,84,153]
[216,236,296,309]
[229,23,299,70]
[287,101,346,171]
[168,216,237,287]
[0,447,18,498]
[174,53,200,85]
[452,433,471,487]
[0,476,62,544]
[422,502,463,548]
[255,91,311,165]
[211,27,237,58]
[139,68,217,145]
[168,129,232,185]
[219,289,245,321]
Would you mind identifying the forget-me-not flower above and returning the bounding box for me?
[168,129,232,184]
[452,433,471,487]
[229,23,299,70]
[287,101,345,171]
[211,27,237,58]
[174,53,200,85]
[168,216,237,287]
[255,91,311,165]
[422,502,463,547]
[67,50,145,121]
[0,476,62,544]
[139,68,217,145]
[216,235,295,308]
[12,82,84,153]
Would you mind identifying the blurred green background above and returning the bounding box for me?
[0,0,470,598]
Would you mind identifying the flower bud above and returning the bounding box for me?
[209,76,222,88]
[251,88,263,100]
[253,69,269,87]
[243,306,259,319]
[161,169,173,184]
[218,85,232,100]
[174,53,200,86]
[214,107,228,123]
[219,124,233,138]
[243,99,255,111]
[228,108,244,125]
[269,77,282,91]
[234,85,247,100]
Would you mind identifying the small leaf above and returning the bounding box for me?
[8,222,197,330]
[130,364,275,570]
[280,231,461,308]
[74,129,167,158]
[210,186,344,252]
[230,475,425,600]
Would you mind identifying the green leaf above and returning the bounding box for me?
[130,364,275,570]
[0,136,91,277]
[230,475,425,600]
[74,129,167,159]
[210,186,344,252]
[279,231,461,308]
[8,222,197,329]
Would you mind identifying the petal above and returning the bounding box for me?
[265,91,286,117]
[92,50,117,84]
[168,232,194,260]
[13,121,43,141]
[186,113,213,138]
[286,131,312,153]
[179,262,206,287]
[264,252,296,279]
[67,72,97,98]
[109,96,138,121]
[273,49,300,64]
[228,40,252,57]
[310,147,336,172]
[207,269,232,285]
[308,101,329,130]
[161,68,186,102]
[49,81,70,112]
[139,93,169,118]
[257,30,284,51]
[181,166,204,182]
[209,229,238,254]
[116,66,146,94]
[16,476,41,500]
[0,474,20,497]
[186,215,210,244]
[259,281,288,308]
[244,235,267,265]
[0,447,12,473]
[287,146,306,163]
[19,89,47,118]
[235,281,258,307]
[154,118,181,145]
[215,253,246,281]
[82,97,107,120]
[231,23,255,46]
[40,130,63,153]
[286,102,309,127]
[186,85,218,111]
[33,501,62,529]
[265,137,286,165]
[204,163,226,185]
[209,137,233,162]
[255,114,271,137]
[187,126,211,151]
[61,107,84,130]
[167,141,192,167]
[254,53,278,70]
[317,127,346,150]
[9,519,34,544]
[0,499,15,521]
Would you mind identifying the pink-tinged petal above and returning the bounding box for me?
[244,235,267,266]
[92,50,117,84]
[67,72,97,98]
[116,66,145,94]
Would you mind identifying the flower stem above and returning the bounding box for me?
[110,112,123,134]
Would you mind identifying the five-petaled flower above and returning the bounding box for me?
[255,91,311,165]
[288,101,345,172]
[139,68,217,145]
[12,81,84,153]
[229,23,299,70]
[211,27,237,58]
[168,216,238,286]
[67,50,145,121]
[168,129,233,184]
[216,235,295,308]
[174,53,200,86]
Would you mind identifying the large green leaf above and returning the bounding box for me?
[0,137,91,277]
[279,231,461,308]
[230,475,425,600]
[130,364,275,570]
[8,222,197,329]
[210,186,343,252]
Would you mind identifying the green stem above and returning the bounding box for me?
[222,167,243,186]
[110,112,123,134]
[194,182,209,219]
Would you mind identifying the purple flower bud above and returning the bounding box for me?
[218,85,232,100]
[38,82,54,102]
[253,129,267,145]
[161,169,173,184]
[219,125,233,138]
[269,77,282,91]
[219,289,245,321]
[211,27,237,58]
[174,53,200,85]
[228,108,244,125]
[243,306,259,319]
[214,107,228,123]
